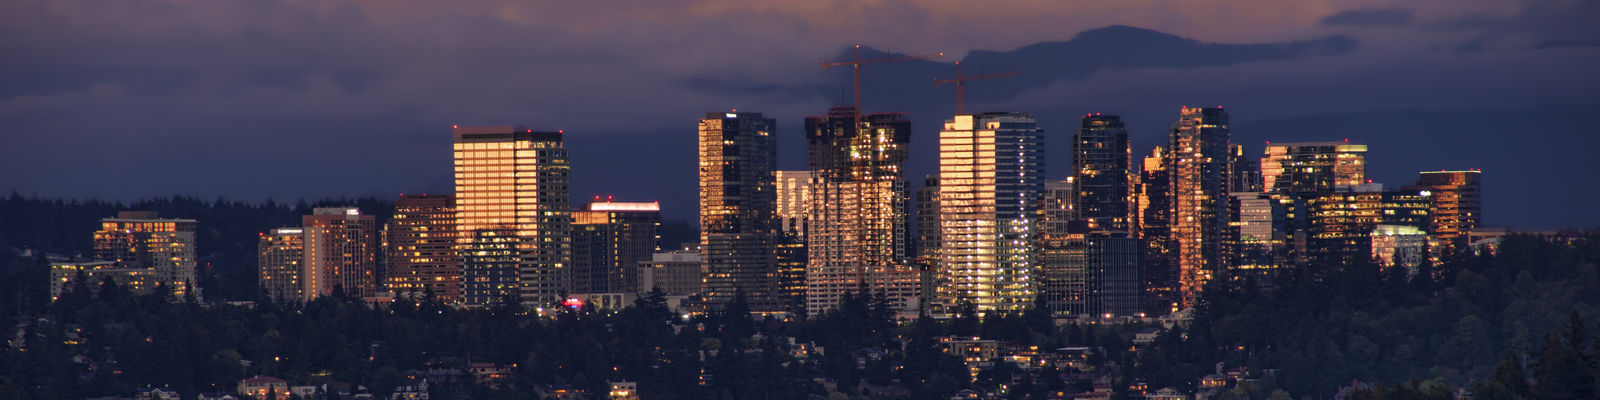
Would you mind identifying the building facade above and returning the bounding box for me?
[1406,170,1482,255]
[571,200,661,294]
[1260,141,1367,194]
[50,261,154,301]
[1167,107,1230,308]
[454,126,572,307]
[258,227,305,302]
[93,211,198,297]
[1136,147,1176,314]
[385,194,459,302]
[1074,114,1133,234]
[804,107,913,315]
[937,112,1045,313]
[698,112,781,311]
[302,207,377,300]
[638,250,702,296]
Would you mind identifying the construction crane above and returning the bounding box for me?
[934,61,1020,115]
[821,45,944,111]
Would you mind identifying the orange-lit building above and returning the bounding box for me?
[697,112,780,311]
[50,261,155,301]
[258,227,305,302]
[937,112,1045,313]
[1405,170,1482,255]
[94,211,197,297]
[1167,107,1230,309]
[804,107,914,316]
[302,207,377,300]
[385,194,460,303]
[1260,141,1367,194]
[454,126,572,307]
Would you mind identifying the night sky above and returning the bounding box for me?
[3,0,1597,228]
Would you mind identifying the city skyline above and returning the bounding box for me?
[4,1,1598,231]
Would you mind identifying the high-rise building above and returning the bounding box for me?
[572,200,661,294]
[775,170,815,238]
[638,250,702,296]
[1405,170,1482,255]
[1167,106,1230,308]
[914,175,942,261]
[454,126,572,307]
[1074,114,1133,234]
[1260,141,1367,194]
[938,112,1045,313]
[1229,145,1262,193]
[385,194,459,303]
[1136,147,1176,313]
[94,211,198,297]
[1040,178,1078,236]
[258,227,305,302]
[698,112,780,311]
[804,106,914,315]
[302,207,377,300]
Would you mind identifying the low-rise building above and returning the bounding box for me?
[237,376,290,400]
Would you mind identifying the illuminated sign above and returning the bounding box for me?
[725,113,738,118]
[563,298,584,309]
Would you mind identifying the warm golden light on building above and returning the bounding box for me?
[302,207,377,300]
[698,112,780,311]
[93,211,197,297]
[385,194,460,303]
[454,126,572,307]
[1168,107,1229,309]
[804,107,915,316]
[937,113,1044,313]
[258,227,304,302]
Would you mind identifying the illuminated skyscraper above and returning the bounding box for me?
[454,126,572,307]
[303,207,377,300]
[1167,107,1230,308]
[1136,147,1176,313]
[1260,141,1367,194]
[804,106,913,315]
[258,227,305,302]
[1074,114,1132,234]
[698,112,780,311]
[938,112,1045,313]
[1406,170,1482,255]
[94,211,198,297]
[571,200,661,294]
[385,194,460,302]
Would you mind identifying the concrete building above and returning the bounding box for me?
[803,107,913,316]
[93,211,198,297]
[258,228,305,302]
[50,261,154,301]
[385,194,459,302]
[302,207,377,300]
[638,250,702,296]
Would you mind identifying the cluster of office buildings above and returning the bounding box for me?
[694,105,1482,319]
[47,105,1482,320]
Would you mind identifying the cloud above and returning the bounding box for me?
[1319,8,1414,27]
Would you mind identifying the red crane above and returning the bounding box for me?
[821,45,944,110]
[934,62,1020,115]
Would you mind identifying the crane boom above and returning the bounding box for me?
[821,45,944,111]
[934,62,1020,115]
